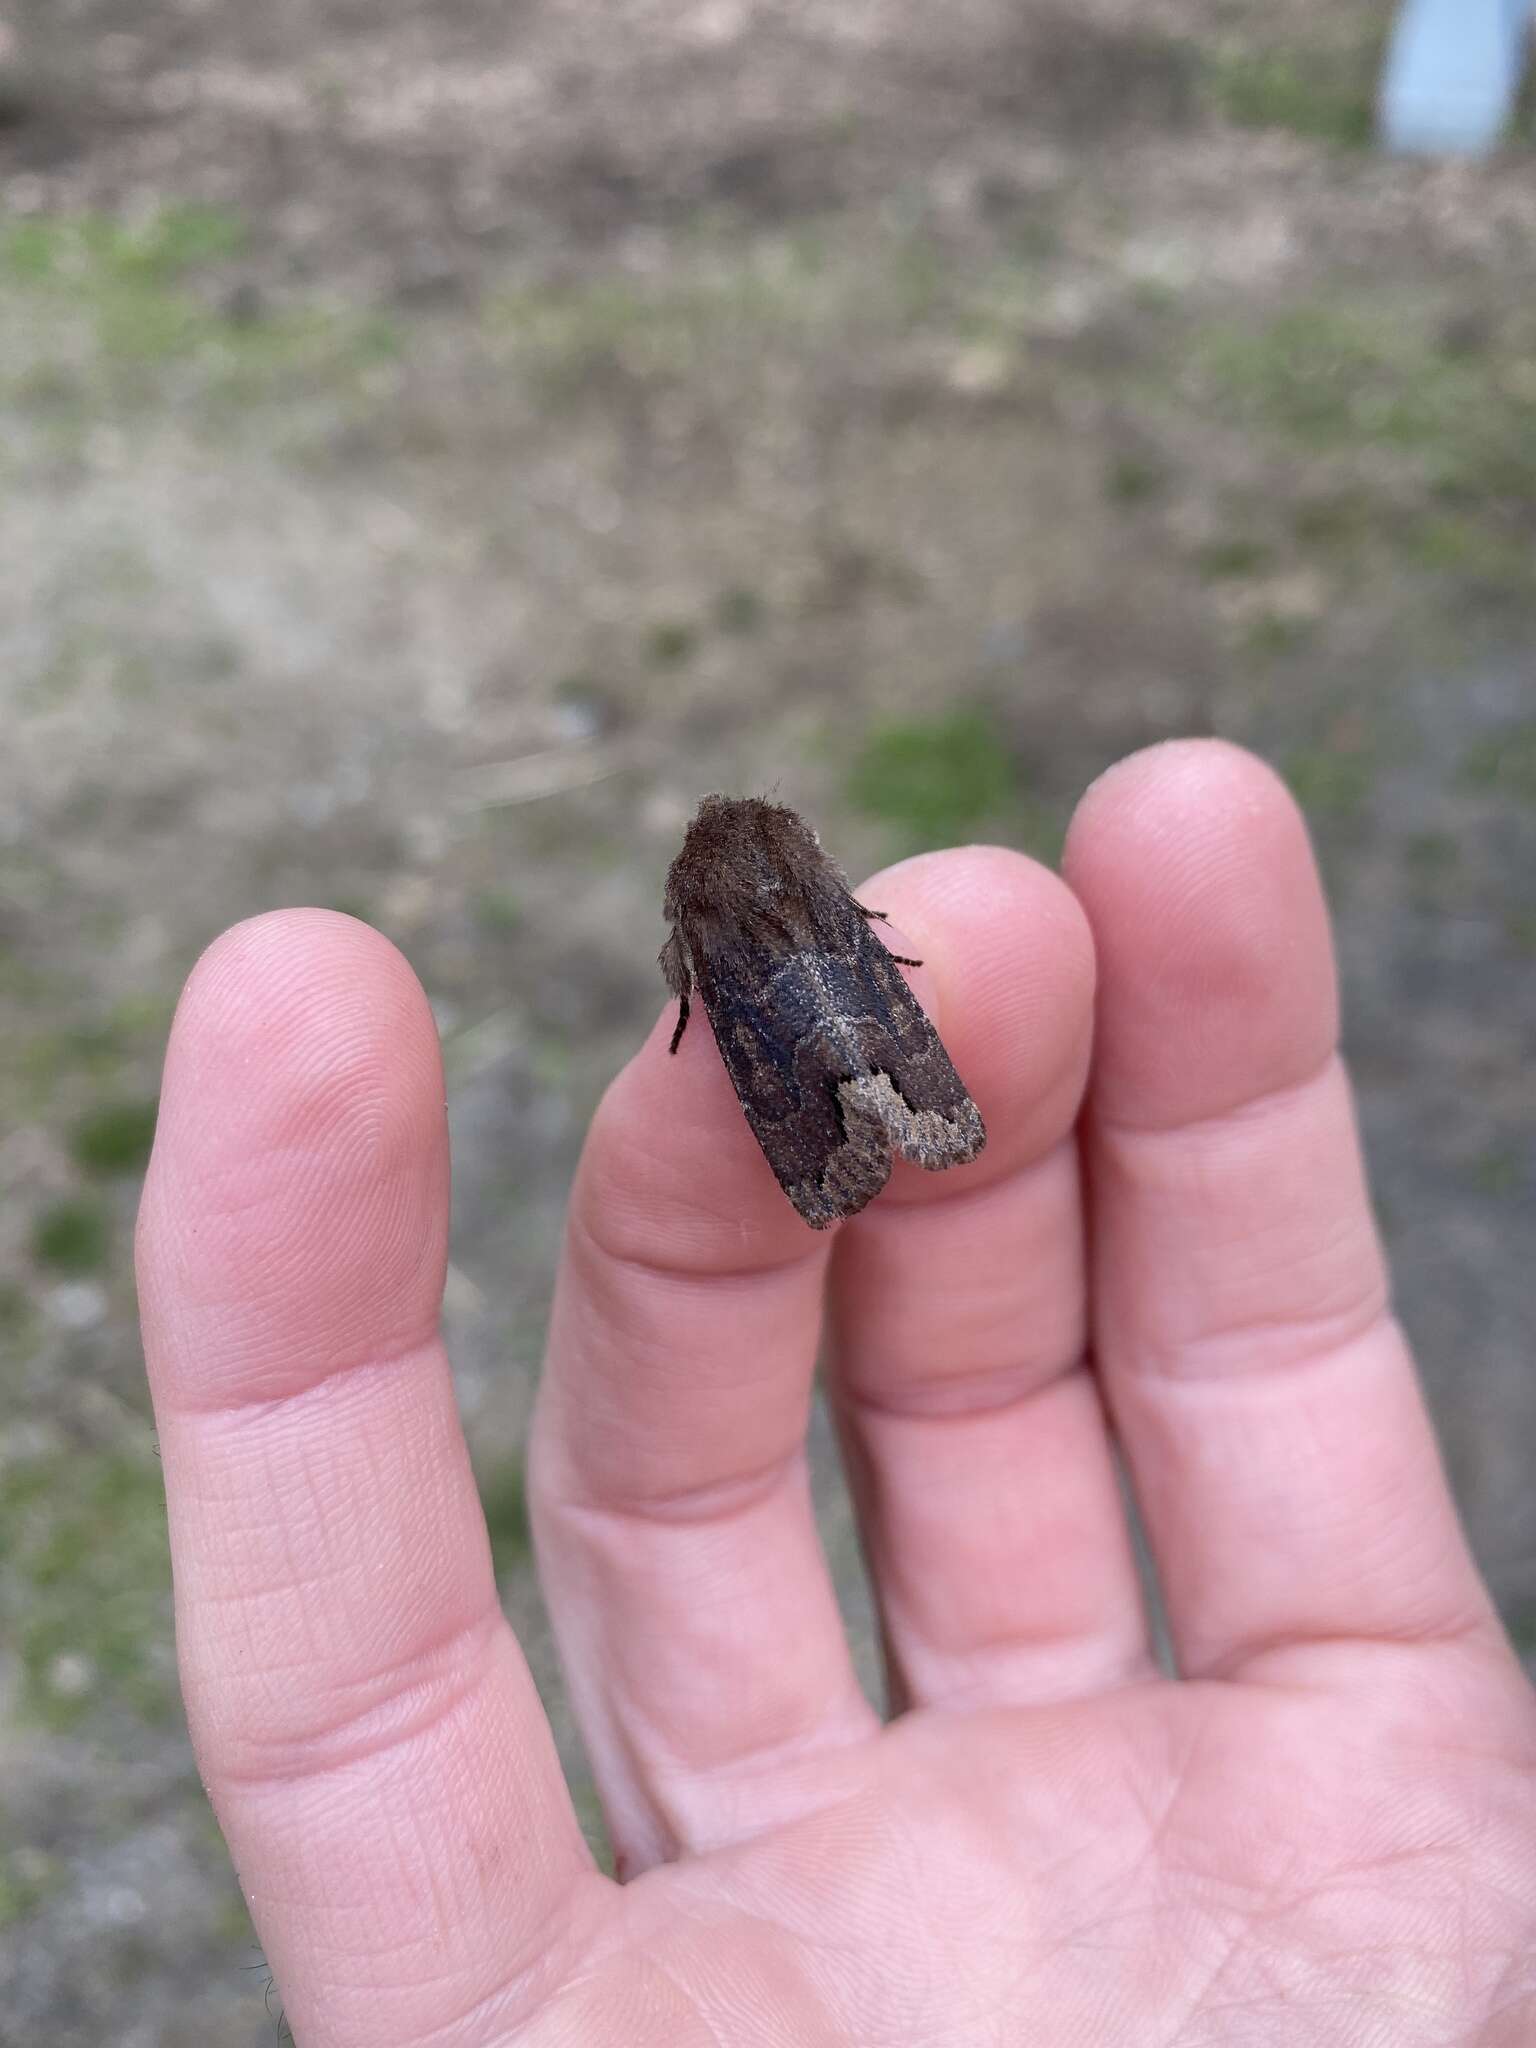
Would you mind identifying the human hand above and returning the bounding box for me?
[137,741,1536,2045]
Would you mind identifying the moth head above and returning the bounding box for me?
[665,794,827,922]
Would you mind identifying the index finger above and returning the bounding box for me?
[137,911,596,2046]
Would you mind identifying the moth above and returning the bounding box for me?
[660,795,986,1228]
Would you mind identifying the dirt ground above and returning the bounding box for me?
[1,0,1534,2036]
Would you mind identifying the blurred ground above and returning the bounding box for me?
[1,0,1534,2037]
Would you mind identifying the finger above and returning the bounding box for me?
[1063,741,1501,1683]
[827,848,1154,1713]
[137,912,597,2048]
[530,986,882,1877]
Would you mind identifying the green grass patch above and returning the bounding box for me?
[1206,41,1379,147]
[1461,720,1536,806]
[0,1448,172,1728]
[1195,301,1536,604]
[847,706,1018,851]
[0,1281,37,1347]
[1404,830,1459,879]
[645,619,699,668]
[1467,1145,1522,1198]
[488,252,825,385]
[2,205,403,425]
[1198,302,1536,499]
[1283,743,1374,819]
[477,1459,530,1577]
[31,1197,110,1275]
[1242,612,1316,659]
[1194,536,1273,581]
[70,1097,159,1178]
[484,225,949,394]
[472,888,524,936]
[715,586,767,634]
[0,1847,62,1929]
[1291,489,1386,555]
[1105,452,1167,505]
[3,205,246,287]
[1199,305,1469,449]
[1401,511,1535,591]
[3,206,246,368]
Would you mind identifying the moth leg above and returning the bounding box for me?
[855,906,922,970]
[659,929,693,1054]
[668,992,691,1054]
[855,898,922,967]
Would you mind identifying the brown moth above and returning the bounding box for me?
[660,794,986,1228]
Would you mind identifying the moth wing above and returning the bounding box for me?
[689,934,864,1228]
[840,920,987,1174]
[691,901,984,1229]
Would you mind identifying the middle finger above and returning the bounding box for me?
[531,1001,877,1877]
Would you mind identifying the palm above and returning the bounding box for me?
[537,1673,1535,2044]
[138,744,1536,2047]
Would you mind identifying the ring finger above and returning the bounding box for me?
[828,848,1154,1713]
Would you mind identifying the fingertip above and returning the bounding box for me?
[1064,738,1307,886]
[147,907,443,1200]
[859,846,1096,1202]
[861,844,1096,1024]
[165,907,431,1073]
[1062,739,1338,1127]
[139,909,449,1408]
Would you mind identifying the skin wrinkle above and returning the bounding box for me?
[1206,1621,1496,1688]
[544,1441,810,1530]
[1173,1870,1504,2045]
[172,1377,490,1690]
[556,1272,813,1399]
[1092,1043,1342,1143]
[325,1869,611,2048]
[201,1606,507,1791]
[148,1228,446,1405]
[236,1806,581,2040]
[838,1348,1086,1424]
[534,1462,878,1853]
[1127,1776,1454,2044]
[633,1711,880,1854]
[570,1186,829,1287]
[539,1335,813,1507]
[894,1652,1160,1711]
[834,1137,1086,1390]
[1090,1083,1388,1355]
[565,1220,831,1351]
[1114,1297,1395,1390]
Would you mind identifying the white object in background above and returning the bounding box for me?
[1378,0,1532,156]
